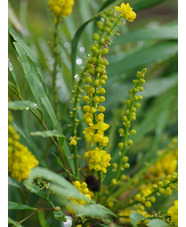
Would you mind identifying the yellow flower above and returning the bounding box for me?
[8,112,39,182]
[167,200,178,226]
[84,147,111,173]
[66,181,91,214]
[149,149,178,178]
[48,0,74,18]
[69,136,77,146]
[114,2,136,22]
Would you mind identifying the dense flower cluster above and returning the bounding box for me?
[149,145,178,178]
[114,2,136,22]
[84,147,111,173]
[66,181,91,214]
[48,0,74,18]
[8,111,39,182]
[167,200,178,226]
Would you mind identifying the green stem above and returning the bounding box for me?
[52,16,60,115]
[97,171,103,203]
[72,70,87,179]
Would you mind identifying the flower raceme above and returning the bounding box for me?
[167,200,178,226]
[48,0,74,18]
[84,147,111,173]
[114,2,136,22]
[8,111,39,182]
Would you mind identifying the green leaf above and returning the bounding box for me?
[131,0,166,11]
[30,130,65,138]
[53,210,66,222]
[27,167,116,218]
[148,219,170,227]
[107,42,178,75]
[38,211,51,227]
[9,26,45,84]
[8,201,37,210]
[8,100,40,111]
[14,43,42,105]
[23,180,54,207]
[142,73,178,98]
[8,176,22,189]
[8,58,20,93]
[105,73,177,107]
[133,88,176,145]
[8,217,23,227]
[13,42,65,142]
[129,212,145,227]
[113,26,178,45]
[75,204,117,218]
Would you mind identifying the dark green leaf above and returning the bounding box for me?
[114,26,178,45]
[30,130,65,138]
[148,219,170,227]
[107,42,178,75]
[8,201,37,210]
[129,212,145,227]
[38,211,51,227]
[131,0,166,11]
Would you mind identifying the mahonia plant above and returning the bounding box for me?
[8,1,178,227]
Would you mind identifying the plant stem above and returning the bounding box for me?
[97,171,103,203]
[72,70,86,179]
[18,208,56,224]
[52,16,60,116]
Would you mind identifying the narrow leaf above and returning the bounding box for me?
[8,100,40,111]
[8,201,37,210]
[114,26,178,45]
[8,217,23,227]
[107,42,178,75]
[30,130,65,138]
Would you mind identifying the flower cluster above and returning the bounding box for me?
[149,141,178,179]
[8,111,39,182]
[113,69,146,180]
[84,147,111,173]
[80,10,121,173]
[66,181,91,214]
[167,200,178,226]
[48,0,74,18]
[114,2,136,22]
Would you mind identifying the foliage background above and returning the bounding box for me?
[8,0,178,226]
